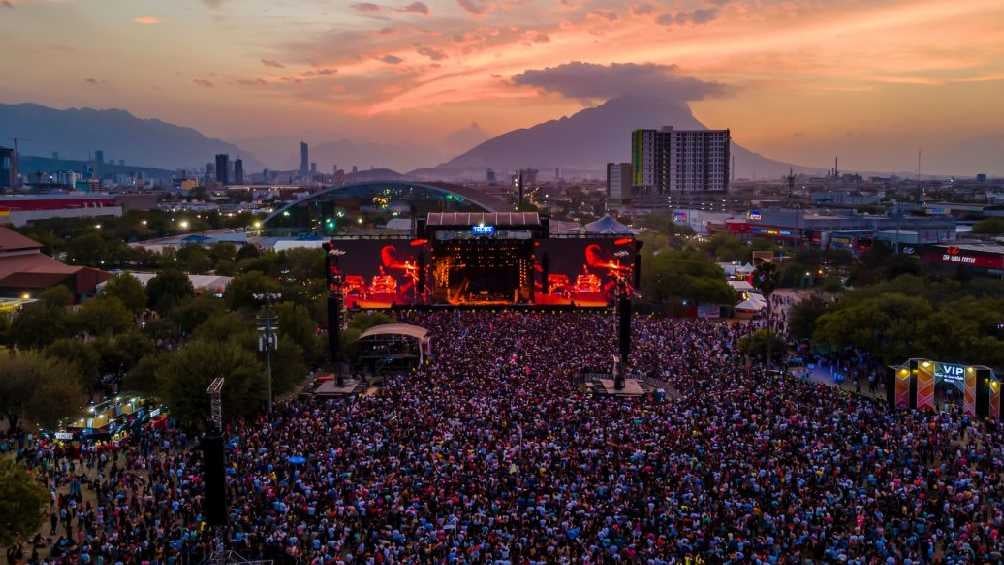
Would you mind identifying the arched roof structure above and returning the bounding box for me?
[261,180,504,236]
[358,323,429,342]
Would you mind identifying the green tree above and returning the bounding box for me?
[0,459,48,546]
[146,270,195,314]
[45,338,102,389]
[169,294,226,337]
[0,351,84,432]
[101,273,147,314]
[814,293,933,363]
[274,301,322,363]
[175,245,213,274]
[738,329,787,363]
[122,352,167,396]
[224,270,281,311]
[10,302,69,349]
[642,248,736,305]
[282,248,325,281]
[702,232,750,262]
[155,340,266,431]
[208,242,238,266]
[96,332,155,381]
[37,285,74,308]
[788,294,830,341]
[972,217,1004,235]
[269,335,308,394]
[72,296,134,336]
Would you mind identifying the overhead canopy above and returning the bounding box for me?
[426,212,540,228]
[358,323,430,342]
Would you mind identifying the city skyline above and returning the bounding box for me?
[1,0,1002,173]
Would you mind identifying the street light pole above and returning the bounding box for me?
[254,292,281,416]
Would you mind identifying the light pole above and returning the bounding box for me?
[254,292,281,416]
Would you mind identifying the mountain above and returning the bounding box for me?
[443,96,810,179]
[0,103,262,171]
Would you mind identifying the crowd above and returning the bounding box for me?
[8,310,1004,563]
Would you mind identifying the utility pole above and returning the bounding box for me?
[254,292,282,416]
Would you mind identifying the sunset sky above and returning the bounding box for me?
[1,0,1002,172]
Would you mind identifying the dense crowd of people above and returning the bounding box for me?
[8,309,1004,563]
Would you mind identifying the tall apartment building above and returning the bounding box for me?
[299,141,309,177]
[215,154,230,185]
[0,146,15,189]
[234,158,244,185]
[631,127,731,193]
[606,162,632,203]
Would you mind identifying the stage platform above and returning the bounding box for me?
[590,378,648,397]
[314,379,365,397]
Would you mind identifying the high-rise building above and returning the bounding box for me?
[606,163,632,203]
[631,127,730,193]
[215,154,230,185]
[0,146,15,189]
[299,141,309,177]
[486,168,496,184]
[234,158,244,184]
[94,150,105,164]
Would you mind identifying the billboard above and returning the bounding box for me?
[334,236,636,308]
[534,238,636,307]
[335,239,426,308]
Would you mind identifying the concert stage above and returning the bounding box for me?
[327,212,639,309]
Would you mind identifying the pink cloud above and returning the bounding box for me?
[133,16,161,25]
[193,78,214,87]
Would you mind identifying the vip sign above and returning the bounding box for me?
[934,362,967,390]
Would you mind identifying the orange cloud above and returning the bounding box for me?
[133,16,161,25]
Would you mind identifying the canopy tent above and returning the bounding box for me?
[727,280,755,292]
[583,215,633,235]
[735,292,767,312]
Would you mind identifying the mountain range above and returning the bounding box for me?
[441,96,808,179]
[0,103,262,171]
[2,99,809,180]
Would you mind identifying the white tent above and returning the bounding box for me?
[735,292,767,312]
[728,280,755,292]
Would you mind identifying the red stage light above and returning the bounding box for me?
[410,238,429,247]
[614,237,633,247]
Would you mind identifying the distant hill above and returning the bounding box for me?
[443,96,812,179]
[236,136,448,173]
[0,103,262,171]
[17,155,175,179]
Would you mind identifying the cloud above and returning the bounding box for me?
[261,58,285,69]
[202,0,226,8]
[398,2,428,14]
[512,61,729,101]
[193,78,214,87]
[2,1,15,8]
[237,78,269,86]
[352,2,381,12]
[380,54,404,64]
[632,3,654,15]
[133,16,161,25]
[658,8,720,26]
[83,77,99,85]
[457,0,490,14]
[416,46,447,61]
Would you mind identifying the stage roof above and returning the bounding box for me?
[359,323,430,343]
[426,212,540,228]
